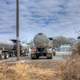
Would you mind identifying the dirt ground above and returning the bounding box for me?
[0,60,64,80]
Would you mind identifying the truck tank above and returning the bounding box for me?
[34,33,49,48]
[0,40,14,50]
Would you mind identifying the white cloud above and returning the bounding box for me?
[0,0,80,41]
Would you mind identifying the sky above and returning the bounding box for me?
[0,0,80,42]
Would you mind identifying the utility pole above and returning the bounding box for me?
[16,0,20,60]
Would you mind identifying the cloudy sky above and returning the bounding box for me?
[0,0,80,42]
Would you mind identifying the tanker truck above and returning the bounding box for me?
[0,40,14,59]
[31,33,53,59]
[11,39,28,56]
[0,39,28,59]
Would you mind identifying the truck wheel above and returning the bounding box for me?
[37,55,39,59]
[4,53,9,59]
[53,52,56,56]
[0,54,5,59]
[6,53,9,59]
[31,54,37,59]
[47,54,52,59]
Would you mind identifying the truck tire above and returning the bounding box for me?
[37,55,39,59]
[0,55,4,59]
[31,54,37,59]
[4,52,9,59]
[53,51,56,56]
[47,54,52,59]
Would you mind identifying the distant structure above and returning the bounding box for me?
[56,44,72,52]
[59,44,72,52]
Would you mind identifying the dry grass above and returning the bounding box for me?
[72,41,80,56]
[62,55,80,80]
[61,42,80,80]
[0,61,62,80]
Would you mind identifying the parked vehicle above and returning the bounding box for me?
[0,39,28,59]
[31,33,55,59]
